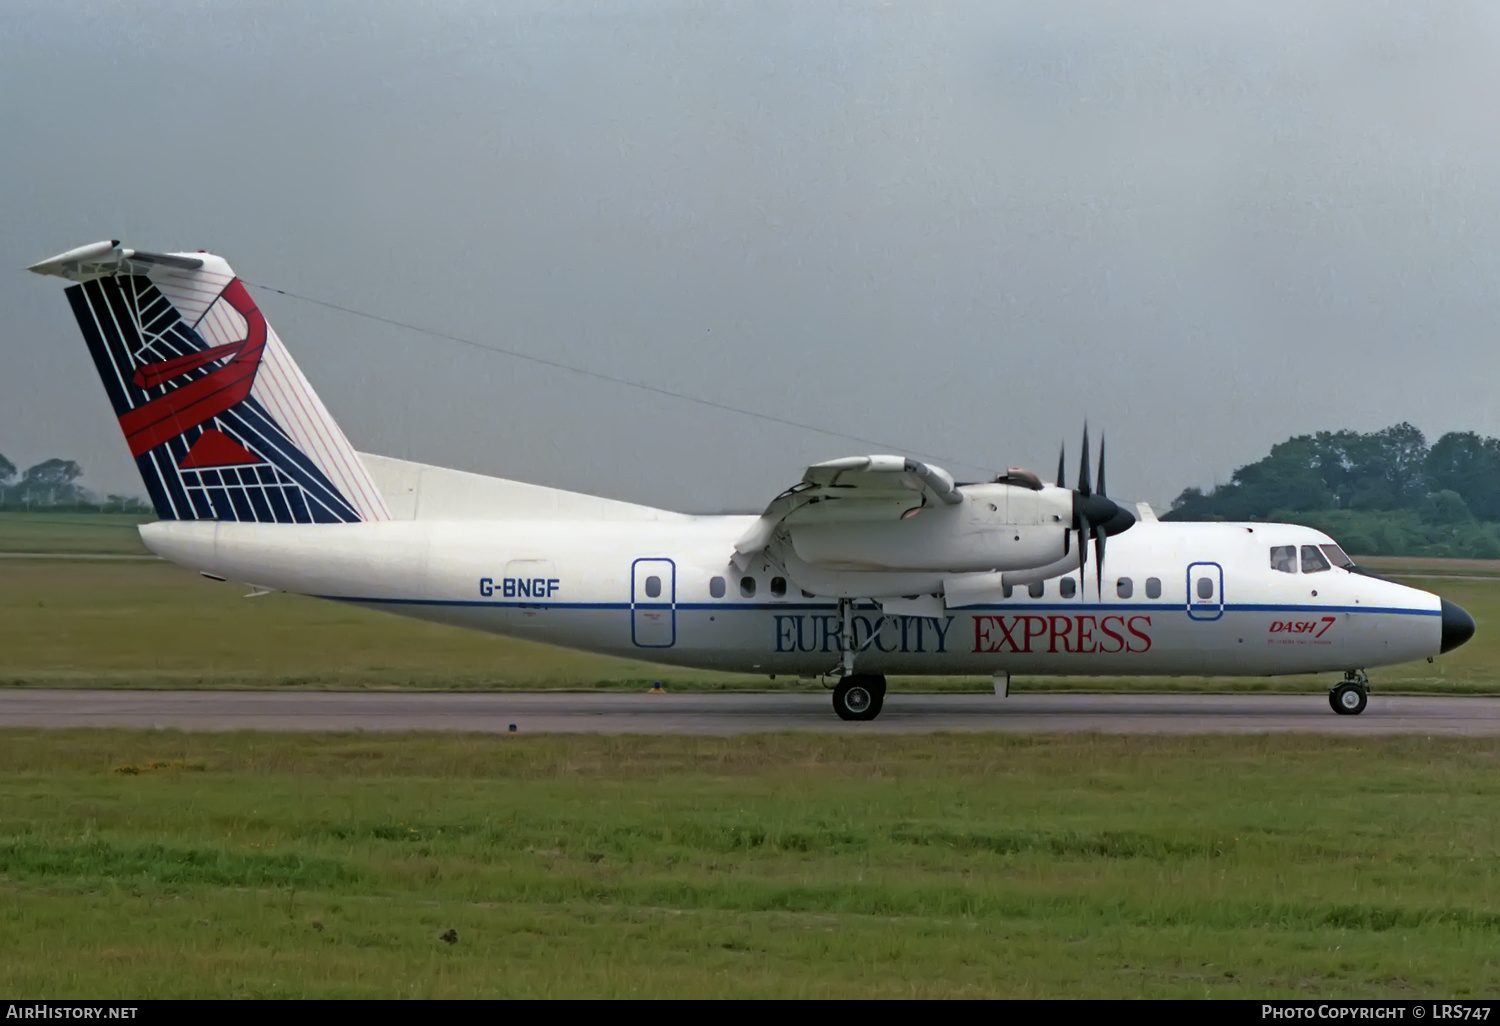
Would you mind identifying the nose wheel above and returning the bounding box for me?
[1329,672,1369,715]
[833,675,886,721]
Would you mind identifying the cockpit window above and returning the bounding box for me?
[1320,543,1354,569]
[1301,545,1331,573]
[1270,546,1297,573]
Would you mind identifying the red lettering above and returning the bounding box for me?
[1075,615,1097,653]
[1126,615,1153,653]
[1098,615,1126,654]
[973,615,1030,654]
[994,616,1024,653]
[972,614,1149,656]
[1048,616,1074,653]
[1022,616,1048,654]
[1315,616,1337,639]
[974,616,998,654]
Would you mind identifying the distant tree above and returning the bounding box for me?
[1317,423,1429,510]
[0,451,14,484]
[14,458,85,507]
[1170,434,1336,520]
[1426,431,1500,521]
[1168,424,1434,521]
[1420,489,1473,526]
[1230,434,1339,517]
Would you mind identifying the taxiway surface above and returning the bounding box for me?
[3,690,1500,734]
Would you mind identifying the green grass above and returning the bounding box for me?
[3,556,1499,693]
[0,730,1497,997]
[1359,555,1500,578]
[0,512,153,555]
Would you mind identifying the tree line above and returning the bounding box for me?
[0,451,150,513]
[1164,424,1500,557]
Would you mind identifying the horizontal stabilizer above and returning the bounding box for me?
[29,240,204,281]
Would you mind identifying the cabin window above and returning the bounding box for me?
[1270,546,1297,574]
[1197,576,1215,600]
[709,576,726,599]
[1117,577,1133,599]
[1002,583,1014,599]
[644,575,662,599]
[1028,581,1045,599]
[1059,577,1077,599]
[1320,543,1354,569]
[1145,577,1162,599]
[770,576,787,597]
[802,589,815,598]
[740,576,757,598]
[1301,545,1331,574]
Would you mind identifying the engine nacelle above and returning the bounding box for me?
[786,482,1075,573]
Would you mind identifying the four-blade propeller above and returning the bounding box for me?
[1057,427,1136,600]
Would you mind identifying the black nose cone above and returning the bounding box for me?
[1441,598,1476,654]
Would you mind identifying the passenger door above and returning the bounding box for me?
[1186,561,1224,621]
[631,558,676,648]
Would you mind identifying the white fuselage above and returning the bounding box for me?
[140,515,1445,678]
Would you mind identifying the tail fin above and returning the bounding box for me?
[30,241,389,523]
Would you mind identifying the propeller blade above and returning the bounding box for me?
[1078,425,1091,497]
[1098,434,1107,498]
[1056,443,1066,489]
[1078,525,1088,599]
[1095,531,1106,602]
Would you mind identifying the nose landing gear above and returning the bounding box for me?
[1329,670,1369,715]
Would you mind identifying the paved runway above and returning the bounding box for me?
[3,690,1500,735]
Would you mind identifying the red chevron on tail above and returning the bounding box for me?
[117,278,267,457]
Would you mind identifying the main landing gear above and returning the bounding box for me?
[833,674,887,721]
[1329,670,1369,716]
[828,597,888,721]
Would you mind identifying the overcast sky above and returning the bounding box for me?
[4,1,1498,512]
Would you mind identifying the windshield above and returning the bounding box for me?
[1319,543,1355,569]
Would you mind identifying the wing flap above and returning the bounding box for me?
[735,454,963,560]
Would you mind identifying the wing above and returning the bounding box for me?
[733,455,962,564]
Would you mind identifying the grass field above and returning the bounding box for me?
[0,730,1496,998]
[0,512,153,555]
[6,516,1500,998]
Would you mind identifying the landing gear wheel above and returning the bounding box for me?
[1329,682,1368,715]
[833,675,886,721]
